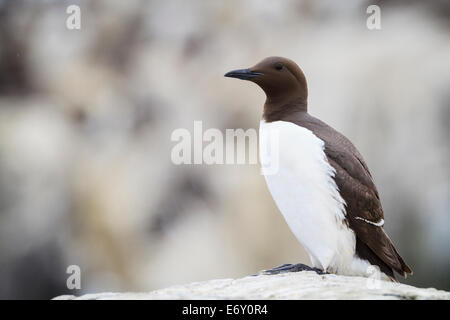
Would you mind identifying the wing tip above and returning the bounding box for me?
[402,266,413,278]
[397,260,413,278]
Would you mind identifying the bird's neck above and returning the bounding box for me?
[263,97,307,122]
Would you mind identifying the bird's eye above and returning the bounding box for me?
[275,63,284,71]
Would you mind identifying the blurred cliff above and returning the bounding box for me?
[0,0,449,299]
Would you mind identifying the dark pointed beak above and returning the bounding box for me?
[224,68,263,80]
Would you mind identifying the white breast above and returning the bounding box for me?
[259,120,360,274]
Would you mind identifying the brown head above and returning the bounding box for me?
[225,56,308,121]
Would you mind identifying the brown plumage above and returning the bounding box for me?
[225,56,412,280]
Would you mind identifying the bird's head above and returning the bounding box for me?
[225,56,308,110]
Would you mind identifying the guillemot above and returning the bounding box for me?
[225,56,412,281]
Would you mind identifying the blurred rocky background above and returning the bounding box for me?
[0,0,449,299]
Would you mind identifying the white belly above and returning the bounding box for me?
[259,120,364,275]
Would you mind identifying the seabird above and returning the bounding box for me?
[225,57,412,281]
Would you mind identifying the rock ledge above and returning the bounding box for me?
[54,272,450,300]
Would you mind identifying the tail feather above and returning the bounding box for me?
[355,230,413,280]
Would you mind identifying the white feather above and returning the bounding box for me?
[259,120,383,278]
[355,217,385,227]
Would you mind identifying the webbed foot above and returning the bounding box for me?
[257,263,326,275]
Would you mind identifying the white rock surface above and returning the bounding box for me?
[54,272,450,300]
